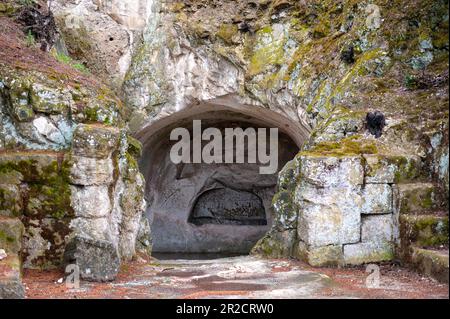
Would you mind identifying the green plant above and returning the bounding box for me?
[55,52,89,74]
[25,30,35,47]
[17,0,36,6]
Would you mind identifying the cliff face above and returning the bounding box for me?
[0,1,149,284]
[0,0,449,288]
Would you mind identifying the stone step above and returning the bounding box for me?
[0,216,24,255]
[0,253,25,299]
[394,182,445,215]
[410,247,449,284]
[399,214,449,249]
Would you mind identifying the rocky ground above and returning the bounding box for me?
[22,256,448,299]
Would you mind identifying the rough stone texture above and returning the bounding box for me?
[70,185,111,218]
[410,248,449,284]
[399,214,449,249]
[299,155,364,187]
[52,0,153,87]
[68,155,114,185]
[364,154,423,184]
[343,242,394,265]
[297,241,343,267]
[297,183,362,247]
[252,159,299,258]
[63,235,120,282]
[361,214,394,243]
[361,184,393,215]
[71,124,120,159]
[0,217,24,255]
[0,255,25,299]
[0,0,448,273]
[135,214,152,256]
[394,183,437,215]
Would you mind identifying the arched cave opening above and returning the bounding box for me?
[137,101,307,259]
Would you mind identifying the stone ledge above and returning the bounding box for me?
[411,247,449,284]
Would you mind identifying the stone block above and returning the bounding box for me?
[361,214,394,243]
[343,241,394,265]
[394,183,437,214]
[297,183,361,246]
[399,214,448,248]
[361,184,392,214]
[411,247,449,284]
[63,235,120,282]
[363,154,422,184]
[70,185,112,218]
[68,155,114,185]
[0,151,61,182]
[297,241,343,267]
[299,155,364,187]
[71,124,120,159]
[0,184,23,217]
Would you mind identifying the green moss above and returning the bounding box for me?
[302,136,378,157]
[247,26,286,77]
[24,159,73,219]
[216,24,239,45]
[54,52,89,74]
[0,230,15,243]
[401,215,449,248]
[127,136,142,158]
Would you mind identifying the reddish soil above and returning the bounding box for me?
[22,257,449,299]
[0,16,101,89]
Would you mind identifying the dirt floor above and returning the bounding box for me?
[22,255,448,299]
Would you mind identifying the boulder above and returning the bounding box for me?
[63,235,120,282]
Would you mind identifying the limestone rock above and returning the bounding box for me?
[297,242,343,267]
[361,214,394,243]
[70,185,111,218]
[0,255,25,299]
[343,242,394,265]
[69,217,111,241]
[364,154,423,184]
[394,183,437,215]
[0,217,24,255]
[0,184,23,217]
[68,155,114,185]
[361,184,393,215]
[411,247,449,284]
[30,82,71,115]
[299,155,364,187]
[63,235,120,282]
[71,124,120,159]
[135,215,152,256]
[296,183,362,247]
[0,152,60,182]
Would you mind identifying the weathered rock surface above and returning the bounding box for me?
[0,254,25,299]
[63,235,120,282]
[0,217,24,255]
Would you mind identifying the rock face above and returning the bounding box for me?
[0,4,148,283]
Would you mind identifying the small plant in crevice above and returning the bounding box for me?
[54,52,90,74]
[25,30,35,47]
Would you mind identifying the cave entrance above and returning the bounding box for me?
[136,99,307,258]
